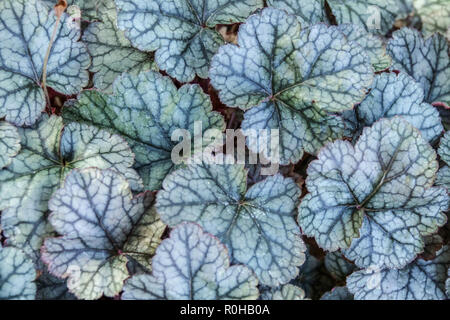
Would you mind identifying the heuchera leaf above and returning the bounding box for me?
[436,131,450,189]
[298,117,448,269]
[387,28,450,106]
[0,121,20,168]
[41,0,114,21]
[347,245,450,300]
[324,252,356,282]
[122,222,259,300]
[267,0,325,26]
[63,71,224,190]
[156,162,306,286]
[0,115,142,261]
[346,72,443,142]
[115,0,264,82]
[0,246,36,300]
[42,168,166,300]
[36,270,76,300]
[320,286,353,300]
[83,1,156,92]
[0,0,90,126]
[413,0,450,37]
[327,0,400,34]
[260,284,306,300]
[210,8,373,164]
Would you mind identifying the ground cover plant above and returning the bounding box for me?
[0,0,449,300]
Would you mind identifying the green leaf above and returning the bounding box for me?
[63,71,225,190]
[260,284,306,300]
[0,121,20,168]
[115,0,264,82]
[320,286,353,300]
[266,0,325,26]
[42,168,166,300]
[83,1,156,93]
[387,28,450,106]
[0,246,36,300]
[413,0,450,37]
[36,270,76,300]
[210,8,373,164]
[336,24,391,72]
[347,245,450,300]
[122,222,259,300]
[347,73,443,142]
[327,0,400,34]
[0,0,90,126]
[324,252,356,282]
[298,117,448,269]
[156,162,306,286]
[0,115,142,262]
[436,131,450,189]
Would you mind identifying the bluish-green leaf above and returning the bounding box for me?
[320,286,353,300]
[436,131,450,189]
[0,121,20,168]
[260,284,306,300]
[413,0,450,37]
[267,0,325,26]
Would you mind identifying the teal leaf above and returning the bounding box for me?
[436,131,450,189]
[122,222,259,300]
[0,115,143,262]
[0,246,36,300]
[348,245,450,300]
[210,8,373,164]
[324,252,356,282]
[260,284,306,300]
[0,121,20,168]
[320,286,353,300]
[0,0,90,126]
[156,162,306,286]
[387,28,450,106]
[115,0,264,82]
[63,71,225,190]
[41,0,112,21]
[298,117,448,269]
[413,0,450,37]
[267,0,325,26]
[42,168,166,300]
[36,270,76,300]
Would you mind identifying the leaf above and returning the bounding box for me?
[347,73,443,142]
[0,115,142,262]
[298,117,448,269]
[260,284,306,300]
[436,131,450,189]
[387,28,450,106]
[41,168,166,300]
[266,0,325,26]
[413,0,450,37]
[156,162,306,286]
[63,71,225,190]
[210,8,373,164]
[82,1,156,93]
[0,121,20,168]
[327,0,400,34]
[336,24,391,72]
[324,252,356,282]
[0,246,36,300]
[122,222,259,300]
[36,270,76,300]
[0,0,90,126]
[115,0,264,82]
[347,245,450,300]
[320,286,353,300]
[41,0,116,21]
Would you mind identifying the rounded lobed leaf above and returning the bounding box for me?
[36,270,76,300]
[0,121,20,168]
[156,162,306,287]
[260,284,306,300]
[347,245,450,300]
[122,222,259,300]
[0,0,90,126]
[324,252,356,282]
[267,0,325,26]
[298,117,448,269]
[413,0,450,37]
[42,168,166,300]
[0,246,36,300]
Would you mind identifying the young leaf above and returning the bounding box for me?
[324,252,356,282]
[122,222,259,300]
[0,246,36,300]
[260,284,306,300]
[387,28,450,106]
[0,115,142,262]
[266,0,325,26]
[346,73,443,142]
[115,0,264,82]
[63,71,225,190]
[413,0,450,37]
[347,245,450,300]
[0,0,90,126]
[210,8,373,164]
[83,1,156,92]
[320,286,353,300]
[42,168,166,300]
[327,0,400,34]
[0,121,20,168]
[436,131,450,188]
[36,270,76,300]
[298,117,448,269]
[156,163,306,286]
